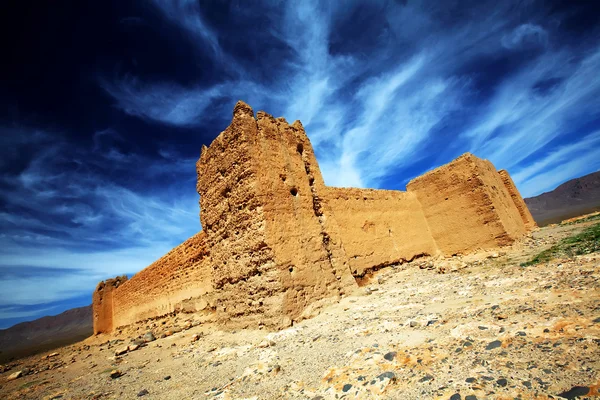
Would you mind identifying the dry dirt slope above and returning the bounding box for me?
[0,306,92,364]
[0,222,599,400]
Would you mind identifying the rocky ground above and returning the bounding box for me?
[1,222,599,400]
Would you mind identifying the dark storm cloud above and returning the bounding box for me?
[0,0,599,327]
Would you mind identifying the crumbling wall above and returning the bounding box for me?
[196,102,283,328]
[92,275,127,334]
[253,112,356,324]
[325,187,439,276]
[407,153,527,255]
[498,169,537,230]
[109,232,213,329]
[480,159,527,238]
[195,103,356,329]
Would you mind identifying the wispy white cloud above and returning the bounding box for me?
[150,0,223,61]
[511,130,600,197]
[103,0,600,197]
[4,0,600,326]
[0,129,201,312]
[100,77,270,126]
[501,23,548,50]
[467,48,600,170]
[0,305,56,320]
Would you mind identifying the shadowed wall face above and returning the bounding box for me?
[498,169,537,229]
[92,276,126,334]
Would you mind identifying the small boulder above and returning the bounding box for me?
[128,344,139,352]
[143,332,156,342]
[191,334,200,342]
[115,347,128,356]
[110,370,123,379]
[257,339,275,348]
[7,370,22,381]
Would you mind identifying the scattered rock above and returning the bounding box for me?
[409,320,419,327]
[128,344,139,352]
[143,332,156,342]
[383,351,396,361]
[163,376,171,380]
[485,340,502,350]
[110,370,123,379]
[137,389,149,397]
[115,347,128,356]
[496,378,508,387]
[557,386,590,399]
[191,334,200,342]
[258,340,275,348]
[376,371,396,382]
[7,370,22,381]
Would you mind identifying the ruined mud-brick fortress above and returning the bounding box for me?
[93,101,536,334]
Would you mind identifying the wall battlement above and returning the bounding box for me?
[93,101,535,333]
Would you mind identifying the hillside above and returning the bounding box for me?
[0,305,92,363]
[525,171,600,226]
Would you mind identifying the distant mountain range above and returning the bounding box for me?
[524,171,600,226]
[0,305,92,363]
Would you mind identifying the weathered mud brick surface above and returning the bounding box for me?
[498,169,538,230]
[93,102,536,334]
[407,153,528,255]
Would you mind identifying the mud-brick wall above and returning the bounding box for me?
[325,187,439,276]
[196,102,284,329]
[253,112,356,324]
[407,153,527,255]
[498,169,537,230]
[110,232,213,329]
[93,276,127,334]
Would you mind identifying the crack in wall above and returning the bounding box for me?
[299,148,340,282]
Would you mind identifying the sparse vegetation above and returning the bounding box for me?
[521,222,600,266]
[18,380,41,390]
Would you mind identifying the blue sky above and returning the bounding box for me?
[1,0,599,329]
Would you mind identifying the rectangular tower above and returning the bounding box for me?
[196,102,356,329]
[407,153,527,255]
